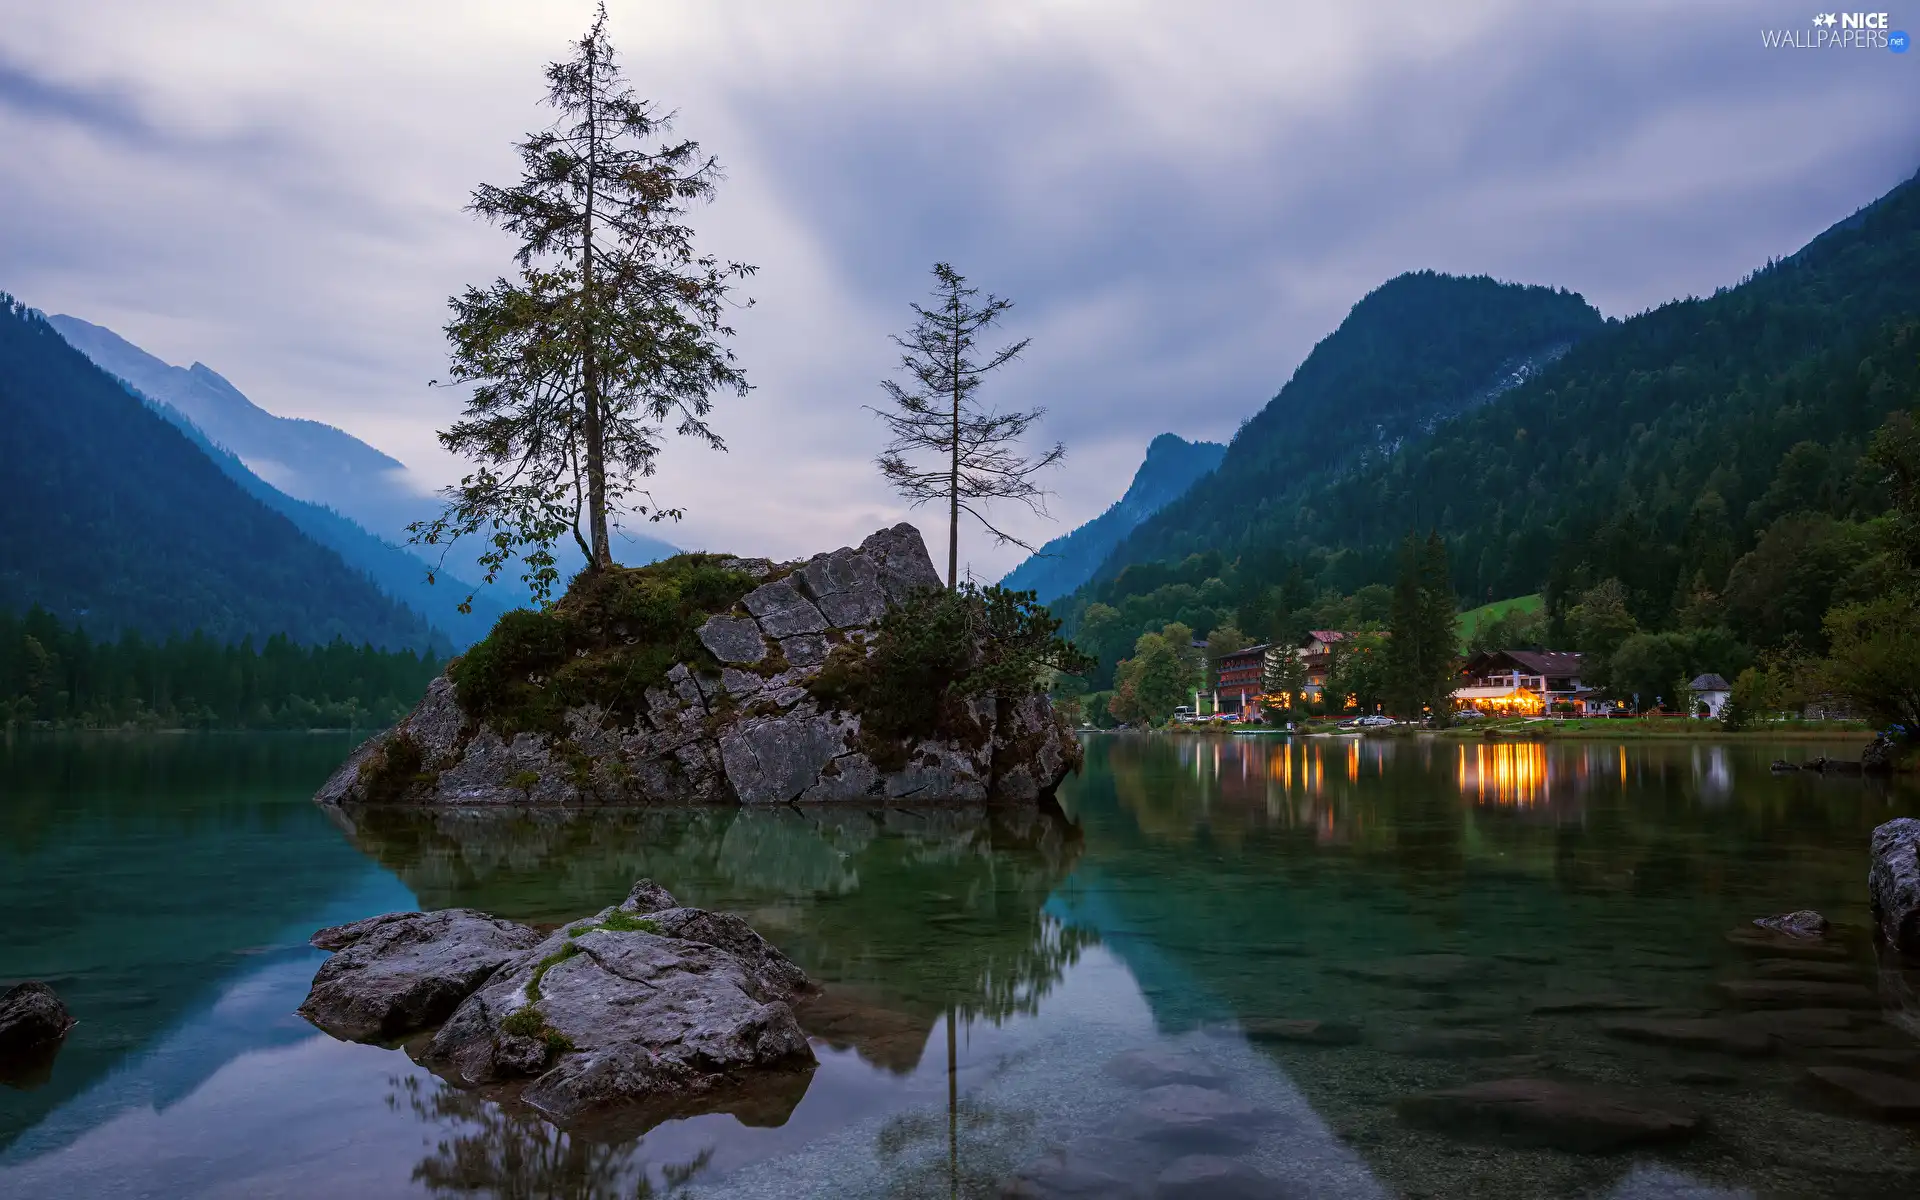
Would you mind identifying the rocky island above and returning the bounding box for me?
[316,525,1082,809]
[299,880,817,1130]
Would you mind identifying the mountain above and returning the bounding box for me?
[1061,167,1920,671]
[1092,271,1606,583]
[0,297,442,650]
[46,323,509,646]
[1000,433,1225,604]
[161,415,508,648]
[48,315,418,538]
[47,315,680,606]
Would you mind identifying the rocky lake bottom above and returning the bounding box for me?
[2,731,1919,1197]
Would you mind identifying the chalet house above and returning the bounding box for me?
[1688,674,1732,719]
[1298,631,1354,699]
[1213,643,1271,718]
[1453,650,1587,716]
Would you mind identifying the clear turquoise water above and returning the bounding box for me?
[2,731,1918,1198]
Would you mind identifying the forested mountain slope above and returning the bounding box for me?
[1000,433,1224,604]
[1061,170,1920,676]
[1093,272,1605,581]
[0,298,442,650]
[49,314,679,607]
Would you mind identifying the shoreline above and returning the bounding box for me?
[1082,726,1876,744]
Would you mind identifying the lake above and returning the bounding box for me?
[3,731,1918,1198]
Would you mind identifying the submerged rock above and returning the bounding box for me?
[1724,927,1850,960]
[1155,1155,1299,1200]
[0,982,77,1083]
[1238,1017,1363,1046]
[1599,1017,1774,1058]
[1805,1065,1920,1120]
[1103,1048,1226,1089]
[1714,979,1879,1010]
[1871,818,1920,958]
[1754,910,1829,939]
[299,909,544,1042]
[1329,953,1481,989]
[315,525,1081,808]
[422,879,816,1128]
[1396,1077,1701,1153]
[1109,1084,1277,1152]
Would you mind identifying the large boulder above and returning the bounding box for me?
[0,981,76,1082]
[316,524,1081,808]
[422,880,816,1127]
[299,909,544,1042]
[1871,818,1920,957]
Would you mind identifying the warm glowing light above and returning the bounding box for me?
[1457,741,1548,806]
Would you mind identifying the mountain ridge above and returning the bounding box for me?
[0,297,444,651]
[48,313,678,617]
[1000,433,1225,604]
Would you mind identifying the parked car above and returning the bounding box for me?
[1355,715,1395,727]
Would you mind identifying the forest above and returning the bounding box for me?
[1054,171,1920,717]
[0,606,443,731]
[1053,171,1920,730]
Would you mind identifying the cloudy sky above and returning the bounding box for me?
[3,0,1917,579]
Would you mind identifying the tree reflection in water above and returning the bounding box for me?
[333,800,1091,1193]
[330,801,1090,1046]
[390,1074,713,1200]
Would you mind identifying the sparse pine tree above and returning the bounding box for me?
[873,263,1064,589]
[412,4,755,607]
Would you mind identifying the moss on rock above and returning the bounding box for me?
[356,732,433,803]
[449,555,759,738]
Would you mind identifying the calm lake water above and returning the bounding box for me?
[3,731,1919,1198]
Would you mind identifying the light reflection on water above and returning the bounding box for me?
[4,731,1920,1198]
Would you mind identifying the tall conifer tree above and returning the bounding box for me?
[413,4,754,606]
[1386,530,1460,722]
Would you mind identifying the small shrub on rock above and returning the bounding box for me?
[809,584,1093,757]
[449,555,759,736]
[356,732,430,803]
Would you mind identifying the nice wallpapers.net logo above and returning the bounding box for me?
[1761,11,1909,50]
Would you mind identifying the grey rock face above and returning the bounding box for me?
[858,522,947,601]
[697,615,768,665]
[719,713,855,805]
[0,982,77,1074]
[741,578,828,638]
[299,909,543,1042]
[797,547,889,629]
[318,525,1081,809]
[424,892,815,1127]
[1871,818,1920,956]
[1862,733,1899,774]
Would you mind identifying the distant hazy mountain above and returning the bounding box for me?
[49,315,419,538]
[1000,433,1226,604]
[0,297,442,650]
[48,314,678,616]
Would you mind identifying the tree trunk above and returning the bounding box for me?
[581,43,611,569]
[947,309,961,590]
